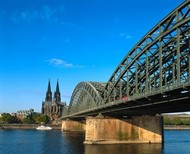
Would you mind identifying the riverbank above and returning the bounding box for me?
[1,124,190,130]
[164,125,190,130]
[0,124,61,130]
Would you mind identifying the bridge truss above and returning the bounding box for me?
[65,0,190,118]
[68,82,106,115]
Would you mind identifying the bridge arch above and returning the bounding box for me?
[65,1,190,117]
[102,0,190,103]
[68,82,106,114]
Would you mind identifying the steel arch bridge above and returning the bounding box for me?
[68,82,106,114]
[64,1,190,119]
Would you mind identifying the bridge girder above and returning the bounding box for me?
[68,82,106,114]
[63,1,190,118]
[102,0,190,103]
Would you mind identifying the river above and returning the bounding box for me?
[0,130,189,154]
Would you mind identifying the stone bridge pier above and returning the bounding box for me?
[62,115,163,144]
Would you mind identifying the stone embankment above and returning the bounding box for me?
[0,124,61,130]
[1,124,190,130]
[164,125,190,130]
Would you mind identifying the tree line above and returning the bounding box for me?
[0,113,50,124]
[164,115,190,125]
[1,113,189,125]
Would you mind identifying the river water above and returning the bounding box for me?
[0,130,189,154]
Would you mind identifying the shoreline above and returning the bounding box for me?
[164,125,190,130]
[1,124,190,130]
[0,124,61,130]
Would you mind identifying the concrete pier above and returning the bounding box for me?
[62,115,163,144]
[61,119,85,131]
[84,116,163,144]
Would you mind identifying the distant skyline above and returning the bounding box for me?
[0,0,185,113]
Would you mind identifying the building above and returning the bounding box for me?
[41,80,65,120]
[16,109,34,121]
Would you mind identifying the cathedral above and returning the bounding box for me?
[41,80,65,120]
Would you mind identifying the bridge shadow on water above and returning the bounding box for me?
[85,144,162,154]
[61,131,163,154]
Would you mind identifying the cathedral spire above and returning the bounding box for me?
[56,79,60,94]
[54,79,61,102]
[45,79,52,102]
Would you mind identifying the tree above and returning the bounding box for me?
[181,119,190,125]
[163,116,172,125]
[173,117,183,125]
[22,116,34,124]
[35,114,50,124]
[0,113,19,123]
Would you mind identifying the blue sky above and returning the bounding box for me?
[0,0,185,113]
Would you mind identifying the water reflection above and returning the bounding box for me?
[62,131,85,154]
[85,144,162,154]
[1,130,190,154]
[40,130,64,153]
[40,131,85,154]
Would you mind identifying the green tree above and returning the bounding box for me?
[0,113,18,123]
[22,116,34,124]
[181,119,190,125]
[35,114,50,124]
[32,113,39,122]
[173,117,182,125]
[164,116,172,125]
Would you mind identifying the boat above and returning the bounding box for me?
[36,125,52,130]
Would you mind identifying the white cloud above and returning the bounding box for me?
[64,38,70,43]
[10,5,66,24]
[119,32,132,39]
[45,58,84,68]
[21,12,28,20]
[42,5,53,20]
[47,58,73,68]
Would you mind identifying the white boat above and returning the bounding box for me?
[36,125,52,130]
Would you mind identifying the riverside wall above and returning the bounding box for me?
[0,124,61,130]
[164,125,190,130]
[1,123,189,130]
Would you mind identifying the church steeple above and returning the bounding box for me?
[56,79,60,93]
[54,79,61,102]
[45,79,52,102]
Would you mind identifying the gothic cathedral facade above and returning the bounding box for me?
[41,80,65,120]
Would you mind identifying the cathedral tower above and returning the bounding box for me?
[45,79,52,102]
[53,80,61,102]
[42,79,65,120]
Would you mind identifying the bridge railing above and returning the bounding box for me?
[63,0,190,118]
[102,0,190,104]
[131,80,190,101]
